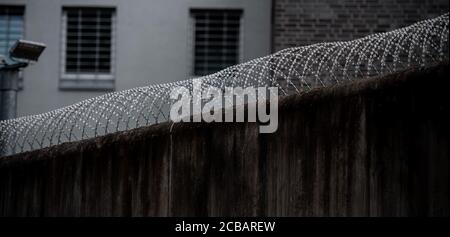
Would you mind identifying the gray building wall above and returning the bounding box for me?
[0,0,272,116]
[273,0,449,51]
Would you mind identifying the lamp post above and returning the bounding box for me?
[0,62,27,120]
[0,40,46,120]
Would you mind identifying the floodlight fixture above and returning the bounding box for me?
[1,40,46,120]
[9,40,46,62]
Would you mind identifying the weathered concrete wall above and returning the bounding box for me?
[0,63,448,217]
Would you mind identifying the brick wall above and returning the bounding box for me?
[272,0,449,51]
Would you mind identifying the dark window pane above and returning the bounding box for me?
[64,7,114,74]
[191,9,242,76]
[0,5,24,61]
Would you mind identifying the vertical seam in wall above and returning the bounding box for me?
[168,121,175,216]
[363,97,371,217]
[258,131,268,216]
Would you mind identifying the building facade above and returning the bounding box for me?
[272,0,449,51]
[0,0,272,116]
[1,0,449,117]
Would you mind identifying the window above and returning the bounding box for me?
[0,5,25,88]
[61,7,116,90]
[191,9,242,76]
[0,6,25,63]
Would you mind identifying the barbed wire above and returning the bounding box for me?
[1,13,448,156]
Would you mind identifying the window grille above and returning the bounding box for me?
[0,6,25,63]
[191,9,242,76]
[61,7,115,90]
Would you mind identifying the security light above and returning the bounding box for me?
[9,40,46,62]
[1,40,46,120]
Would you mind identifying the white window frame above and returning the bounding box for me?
[59,7,116,90]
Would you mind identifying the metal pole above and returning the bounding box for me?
[0,63,25,120]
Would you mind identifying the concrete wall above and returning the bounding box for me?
[0,0,272,116]
[273,0,449,51]
[0,63,448,217]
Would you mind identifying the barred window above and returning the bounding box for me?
[0,5,25,63]
[63,7,114,74]
[191,9,242,76]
